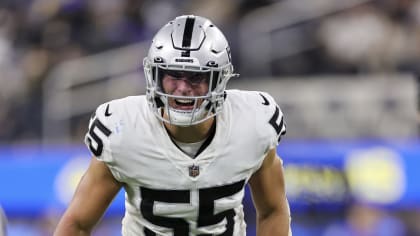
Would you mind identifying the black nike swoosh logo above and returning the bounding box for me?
[105,104,112,117]
[259,93,270,106]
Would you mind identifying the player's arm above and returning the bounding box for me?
[248,148,291,236]
[54,157,123,236]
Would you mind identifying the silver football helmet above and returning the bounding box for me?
[143,15,238,126]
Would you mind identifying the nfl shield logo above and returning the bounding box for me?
[188,165,200,177]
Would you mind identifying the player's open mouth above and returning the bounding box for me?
[173,98,196,110]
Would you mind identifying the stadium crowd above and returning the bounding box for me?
[0,0,419,143]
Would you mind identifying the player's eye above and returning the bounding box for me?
[188,73,209,84]
[163,70,210,85]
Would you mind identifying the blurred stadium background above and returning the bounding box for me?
[0,0,420,235]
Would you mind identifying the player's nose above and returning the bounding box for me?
[175,78,193,93]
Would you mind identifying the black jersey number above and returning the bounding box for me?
[140,179,245,236]
[86,118,111,156]
[269,106,286,141]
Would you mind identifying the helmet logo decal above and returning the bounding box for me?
[181,51,190,57]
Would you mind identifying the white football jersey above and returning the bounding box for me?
[85,89,286,236]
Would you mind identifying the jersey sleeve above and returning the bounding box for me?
[255,91,287,152]
[84,102,123,181]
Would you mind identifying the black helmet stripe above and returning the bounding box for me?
[182,16,195,48]
[181,16,195,57]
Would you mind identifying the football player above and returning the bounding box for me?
[54,15,291,236]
